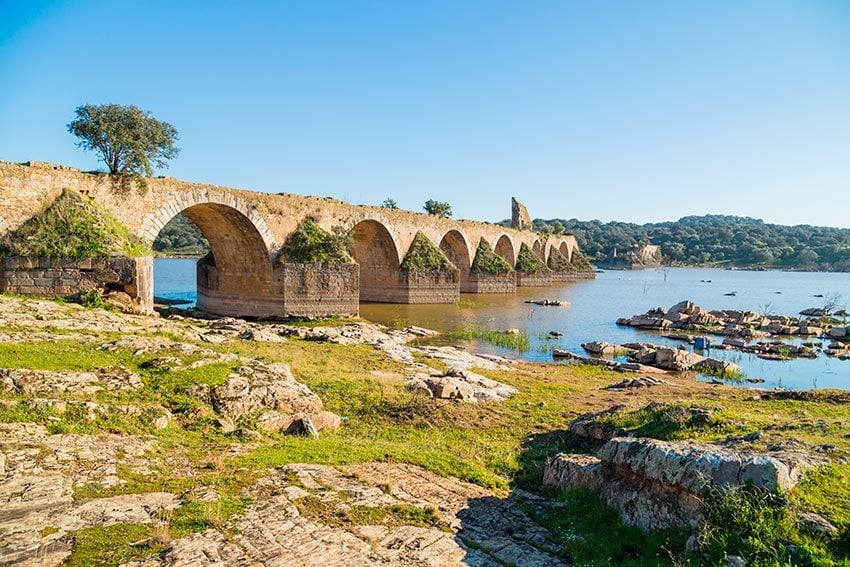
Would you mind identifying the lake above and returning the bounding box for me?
[154,258,850,391]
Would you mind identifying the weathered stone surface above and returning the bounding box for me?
[406,367,517,403]
[0,366,142,396]
[210,361,322,418]
[0,423,165,566]
[653,348,706,371]
[120,463,567,567]
[544,435,815,531]
[581,341,630,356]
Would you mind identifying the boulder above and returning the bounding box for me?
[581,341,628,356]
[827,326,847,339]
[544,436,814,531]
[206,362,326,419]
[653,348,705,371]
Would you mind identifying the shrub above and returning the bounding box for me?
[571,250,593,270]
[400,232,455,271]
[0,188,150,259]
[281,217,351,265]
[471,239,512,274]
[547,246,571,271]
[515,242,547,273]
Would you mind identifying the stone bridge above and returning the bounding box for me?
[0,161,592,317]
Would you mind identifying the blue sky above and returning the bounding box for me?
[1,1,849,226]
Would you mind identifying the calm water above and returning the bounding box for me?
[155,258,850,390]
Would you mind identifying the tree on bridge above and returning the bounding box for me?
[67,103,180,182]
[423,199,452,218]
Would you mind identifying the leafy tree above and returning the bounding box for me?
[382,198,399,209]
[423,199,452,218]
[67,103,180,178]
[514,215,850,272]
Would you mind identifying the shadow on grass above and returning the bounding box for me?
[453,427,688,566]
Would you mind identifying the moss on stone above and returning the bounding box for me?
[0,188,150,259]
[547,246,571,271]
[515,242,547,273]
[400,232,455,271]
[281,217,352,265]
[471,239,512,274]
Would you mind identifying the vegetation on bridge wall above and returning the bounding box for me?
[400,232,455,271]
[281,217,352,265]
[471,238,512,274]
[0,188,150,259]
[546,246,571,271]
[515,242,547,274]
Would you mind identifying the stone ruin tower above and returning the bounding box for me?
[511,197,531,231]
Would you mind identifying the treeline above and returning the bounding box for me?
[532,215,850,271]
[153,214,208,256]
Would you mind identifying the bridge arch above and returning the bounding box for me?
[558,241,573,263]
[151,201,275,316]
[350,219,401,302]
[439,230,471,289]
[494,235,516,267]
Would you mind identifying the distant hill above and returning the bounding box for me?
[500,215,850,272]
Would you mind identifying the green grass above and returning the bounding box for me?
[447,325,531,353]
[63,524,169,567]
[3,308,850,565]
[533,487,688,566]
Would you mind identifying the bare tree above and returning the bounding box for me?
[823,292,845,315]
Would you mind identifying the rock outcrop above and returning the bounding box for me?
[618,300,845,344]
[543,437,814,531]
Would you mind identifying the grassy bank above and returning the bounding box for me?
[0,309,848,565]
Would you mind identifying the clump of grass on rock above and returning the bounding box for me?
[400,231,455,271]
[0,188,150,259]
[471,238,512,274]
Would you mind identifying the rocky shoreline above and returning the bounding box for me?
[0,295,847,565]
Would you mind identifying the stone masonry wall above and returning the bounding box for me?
[550,270,597,282]
[516,272,553,287]
[281,263,359,318]
[0,255,153,312]
[400,270,460,304]
[464,272,517,294]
